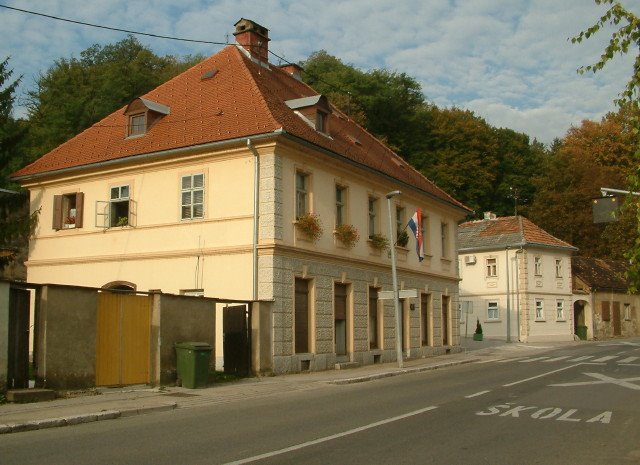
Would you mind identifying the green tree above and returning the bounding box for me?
[0,57,34,278]
[0,57,26,189]
[302,51,428,158]
[26,35,202,159]
[572,0,640,289]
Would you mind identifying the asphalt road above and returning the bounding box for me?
[2,339,639,465]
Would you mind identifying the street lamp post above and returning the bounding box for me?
[386,190,403,368]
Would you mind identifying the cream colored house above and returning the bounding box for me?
[458,214,577,342]
[12,19,470,375]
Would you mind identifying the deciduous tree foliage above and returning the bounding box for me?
[528,108,636,259]
[302,51,544,217]
[26,35,202,159]
[573,0,640,289]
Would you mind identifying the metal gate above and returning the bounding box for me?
[96,292,151,386]
[8,287,30,389]
[223,305,250,377]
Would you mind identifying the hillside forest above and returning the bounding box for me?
[0,37,636,265]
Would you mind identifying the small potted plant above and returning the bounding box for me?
[396,230,409,248]
[295,212,323,242]
[369,233,389,251]
[117,216,129,227]
[473,319,483,341]
[334,223,360,249]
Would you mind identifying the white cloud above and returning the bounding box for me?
[1,0,638,143]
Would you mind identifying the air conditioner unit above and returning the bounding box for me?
[464,255,477,265]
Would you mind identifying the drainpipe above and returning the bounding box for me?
[247,139,259,301]
[506,246,511,342]
[515,247,523,341]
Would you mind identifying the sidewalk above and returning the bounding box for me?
[1,338,570,435]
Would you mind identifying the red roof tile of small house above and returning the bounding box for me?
[12,45,469,213]
[458,216,577,251]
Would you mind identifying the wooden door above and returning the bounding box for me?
[442,295,450,346]
[223,305,250,377]
[334,283,347,356]
[612,302,621,336]
[421,293,431,347]
[96,293,150,386]
[294,279,309,353]
[8,288,30,389]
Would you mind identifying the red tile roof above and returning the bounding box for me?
[12,45,469,212]
[458,216,576,251]
[572,256,629,292]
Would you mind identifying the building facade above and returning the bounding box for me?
[12,19,470,375]
[458,215,577,342]
[572,257,640,340]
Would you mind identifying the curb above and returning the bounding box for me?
[0,402,177,435]
[331,357,480,385]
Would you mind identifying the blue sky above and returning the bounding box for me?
[1,0,638,145]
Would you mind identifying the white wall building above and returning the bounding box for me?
[458,215,577,342]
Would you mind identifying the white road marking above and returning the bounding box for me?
[223,406,438,464]
[519,357,550,363]
[618,356,639,363]
[568,356,594,362]
[598,342,640,347]
[476,358,502,364]
[542,356,571,363]
[504,364,581,387]
[592,356,617,362]
[465,390,491,398]
[550,373,640,391]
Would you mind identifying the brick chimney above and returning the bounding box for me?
[279,63,303,81]
[234,18,270,63]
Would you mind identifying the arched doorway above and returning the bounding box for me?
[102,281,136,292]
[573,300,588,340]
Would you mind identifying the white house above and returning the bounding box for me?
[458,214,577,342]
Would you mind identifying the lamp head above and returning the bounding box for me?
[386,190,401,199]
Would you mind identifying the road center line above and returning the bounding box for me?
[503,364,582,387]
[223,405,438,465]
[465,390,491,398]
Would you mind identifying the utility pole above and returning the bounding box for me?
[386,190,403,368]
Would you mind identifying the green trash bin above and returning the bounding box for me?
[175,342,212,388]
[576,325,588,341]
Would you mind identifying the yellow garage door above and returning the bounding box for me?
[96,292,151,386]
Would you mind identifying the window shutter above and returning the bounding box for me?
[52,195,63,230]
[601,301,611,321]
[75,192,84,228]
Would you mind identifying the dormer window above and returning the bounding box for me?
[129,113,146,137]
[124,98,170,138]
[286,95,331,135]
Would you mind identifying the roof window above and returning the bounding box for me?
[286,95,331,134]
[124,98,170,138]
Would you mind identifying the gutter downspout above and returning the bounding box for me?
[247,139,259,301]
[515,247,523,342]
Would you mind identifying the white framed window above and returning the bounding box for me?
[335,185,346,226]
[368,197,378,238]
[109,185,130,227]
[396,206,406,243]
[534,256,542,276]
[421,213,429,255]
[441,221,450,258]
[181,174,204,220]
[555,259,563,278]
[535,299,544,320]
[487,301,499,320]
[486,258,497,278]
[556,300,564,320]
[296,171,309,219]
[624,303,631,321]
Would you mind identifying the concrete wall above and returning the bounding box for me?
[36,285,97,390]
[156,293,216,385]
[0,281,9,392]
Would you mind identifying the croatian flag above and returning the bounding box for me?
[407,209,424,262]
